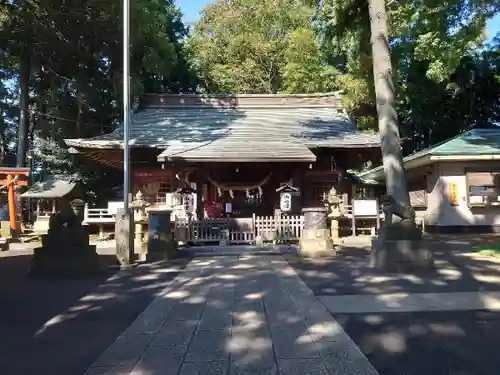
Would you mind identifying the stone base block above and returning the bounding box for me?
[146,242,177,261]
[370,237,434,272]
[135,239,147,262]
[0,237,9,251]
[30,245,100,278]
[146,232,177,261]
[115,209,135,266]
[299,229,334,258]
[0,221,11,238]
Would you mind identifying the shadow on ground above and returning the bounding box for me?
[0,248,189,375]
[84,255,376,375]
[283,234,500,375]
[335,309,500,375]
[3,233,499,375]
[284,234,500,295]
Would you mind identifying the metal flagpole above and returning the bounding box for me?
[115,0,134,266]
[123,0,130,209]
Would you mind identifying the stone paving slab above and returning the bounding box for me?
[83,255,379,375]
[319,291,500,314]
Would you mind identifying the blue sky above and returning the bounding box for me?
[177,0,500,41]
[178,0,210,24]
[488,13,500,40]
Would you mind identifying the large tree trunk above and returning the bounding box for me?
[367,0,410,209]
[367,0,433,271]
[16,44,30,168]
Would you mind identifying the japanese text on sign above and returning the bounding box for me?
[449,182,459,206]
[280,192,292,211]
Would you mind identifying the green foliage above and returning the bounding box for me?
[401,43,500,148]
[312,0,499,81]
[309,0,500,146]
[0,0,196,197]
[189,0,322,93]
[188,0,381,129]
[281,28,339,93]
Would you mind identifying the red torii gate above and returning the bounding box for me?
[0,167,30,233]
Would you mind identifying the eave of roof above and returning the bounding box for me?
[21,179,76,199]
[157,139,317,163]
[65,92,381,162]
[357,128,500,181]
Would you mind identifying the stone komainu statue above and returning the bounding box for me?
[378,194,420,241]
[46,199,87,246]
[379,194,415,223]
[31,198,98,277]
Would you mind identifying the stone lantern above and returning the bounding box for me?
[130,191,150,260]
[131,191,149,221]
[326,187,343,244]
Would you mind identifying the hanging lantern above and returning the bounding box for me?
[276,183,299,213]
[176,186,196,215]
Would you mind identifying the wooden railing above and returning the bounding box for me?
[83,205,115,224]
[83,199,423,240]
[254,214,304,242]
[175,215,305,245]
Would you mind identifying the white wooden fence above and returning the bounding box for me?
[175,214,304,245]
[83,202,122,224]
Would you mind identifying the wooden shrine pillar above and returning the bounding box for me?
[0,167,30,234]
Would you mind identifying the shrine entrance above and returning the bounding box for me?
[0,167,30,237]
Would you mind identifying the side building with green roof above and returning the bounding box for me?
[357,128,500,233]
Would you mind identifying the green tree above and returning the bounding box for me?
[189,0,325,93]
[311,0,500,268]
[311,0,500,133]
[312,0,411,212]
[281,28,338,93]
[0,0,195,198]
[189,0,384,131]
[401,42,500,150]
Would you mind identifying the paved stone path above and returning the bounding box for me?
[320,291,500,313]
[83,255,379,375]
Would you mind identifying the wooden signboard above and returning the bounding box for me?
[448,182,459,206]
[352,199,379,217]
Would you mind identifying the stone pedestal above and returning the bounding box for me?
[30,199,99,278]
[131,191,149,261]
[0,221,11,238]
[370,221,433,272]
[299,207,334,258]
[115,208,135,267]
[326,187,343,246]
[147,208,176,261]
[135,221,147,261]
[330,218,340,245]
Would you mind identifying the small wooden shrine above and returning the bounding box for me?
[21,178,79,234]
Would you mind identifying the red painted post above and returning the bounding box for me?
[7,174,16,231]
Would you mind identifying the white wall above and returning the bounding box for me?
[425,161,500,227]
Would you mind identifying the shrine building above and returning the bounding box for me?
[65,93,381,219]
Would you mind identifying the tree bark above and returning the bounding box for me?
[368,0,410,209]
[16,42,30,168]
